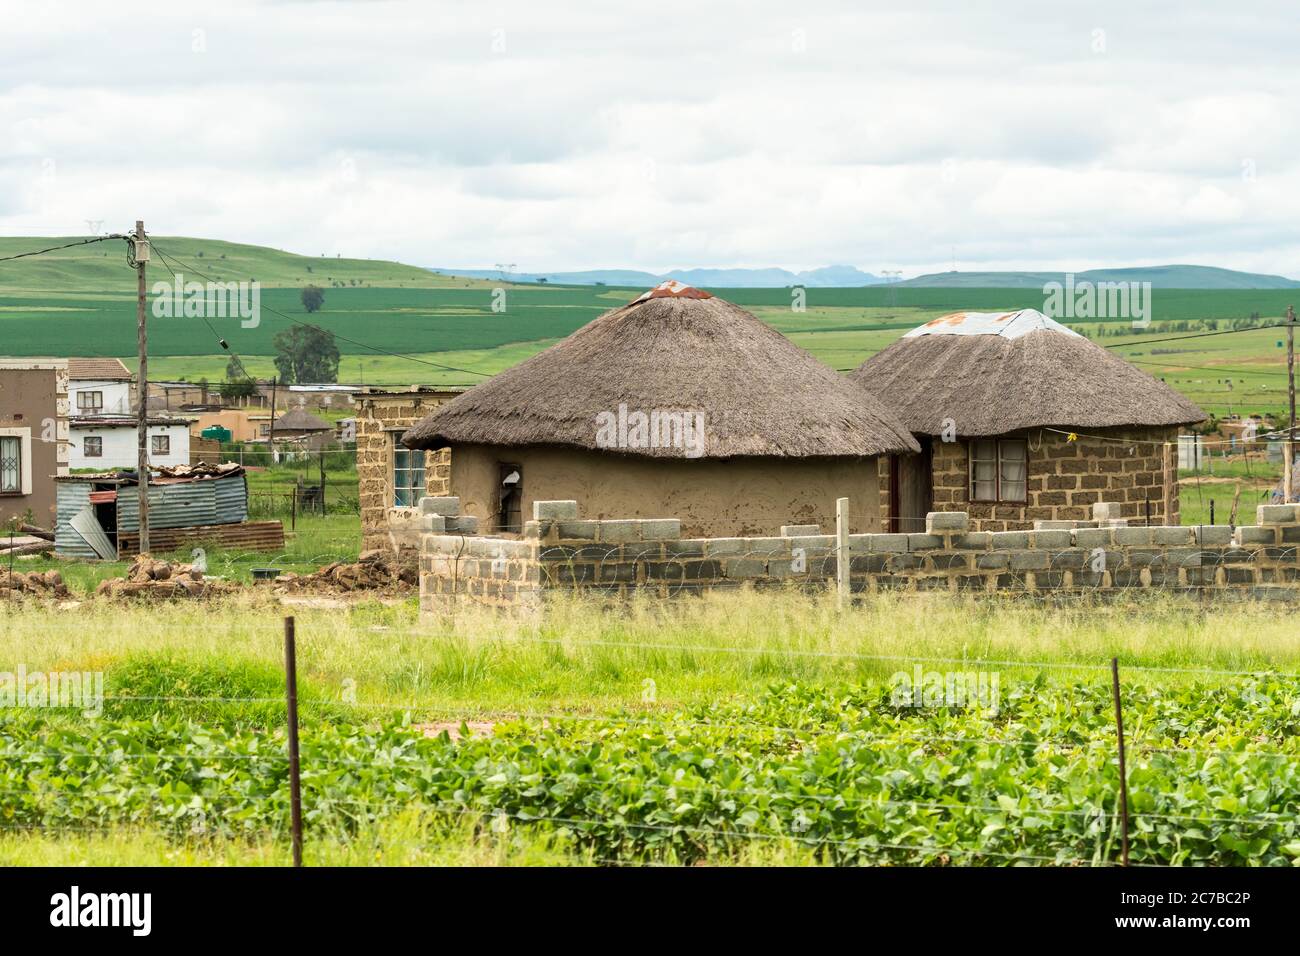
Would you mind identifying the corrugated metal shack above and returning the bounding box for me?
[55,463,284,559]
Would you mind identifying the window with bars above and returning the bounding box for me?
[969,438,1028,503]
[76,391,103,414]
[84,436,103,458]
[151,434,170,455]
[0,436,20,494]
[393,445,425,507]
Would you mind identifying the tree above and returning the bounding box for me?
[273,325,340,383]
[301,285,325,313]
[219,358,256,400]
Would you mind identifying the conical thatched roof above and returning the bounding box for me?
[404,281,919,458]
[852,309,1206,436]
[271,407,332,432]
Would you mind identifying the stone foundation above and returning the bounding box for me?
[419,498,1300,612]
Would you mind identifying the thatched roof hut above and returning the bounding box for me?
[271,407,332,434]
[405,281,919,458]
[852,309,1206,436]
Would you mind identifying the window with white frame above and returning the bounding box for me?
[969,438,1028,503]
[76,391,103,414]
[151,434,170,455]
[393,443,425,506]
[84,436,103,458]
[0,436,20,493]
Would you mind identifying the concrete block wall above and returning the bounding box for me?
[419,499,1300,612]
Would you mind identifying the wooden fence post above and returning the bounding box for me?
[835,497,850,609]
[284,616,304,867]
[1110,657,1130,867]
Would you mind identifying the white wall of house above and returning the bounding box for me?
[70,379,132,417]
[69,423,190,469]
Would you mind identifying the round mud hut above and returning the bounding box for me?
[403,281,919,537]
[852,309,1206,532]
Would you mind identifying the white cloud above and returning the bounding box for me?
[1,0,1298,276]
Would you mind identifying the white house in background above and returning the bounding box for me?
[67,357,133,417]
[69,417,191,470]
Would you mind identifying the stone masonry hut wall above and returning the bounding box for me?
[856,310,1206,533]
[355,388,464,552]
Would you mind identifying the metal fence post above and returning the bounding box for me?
[284,615,304,867]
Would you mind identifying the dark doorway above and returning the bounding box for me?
[497,463,522,534]
[889,437,933,533]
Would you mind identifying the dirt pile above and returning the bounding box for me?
[274,550,417,593]
[0,568,69,598]
[94,554,236,600]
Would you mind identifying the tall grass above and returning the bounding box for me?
[2,589,1296,718]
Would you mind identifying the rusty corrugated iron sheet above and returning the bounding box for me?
[632,280,714,303]
[117,520,285,556]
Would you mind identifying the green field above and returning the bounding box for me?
[1,236,1296,418]
[2,592,1299,866]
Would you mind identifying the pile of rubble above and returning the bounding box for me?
[0,568,69,599]
[273,550,417,593]
[94,554,236,601]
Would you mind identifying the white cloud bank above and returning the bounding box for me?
[2,0,1299,277]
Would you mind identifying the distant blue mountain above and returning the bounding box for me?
[896,265,1300,289]
[430,262,1300,290]
[427,265,886,288]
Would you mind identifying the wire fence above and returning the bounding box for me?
[3,614,1299,867]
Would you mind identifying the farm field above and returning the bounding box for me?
[2,592,1298,867]
[1,237,1297,419]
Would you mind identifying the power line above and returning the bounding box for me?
[148,241,493,379]
[1105,323,1289,348]
[151,246,257,386]
[1126,358,1291,378]
[0,234,127,262]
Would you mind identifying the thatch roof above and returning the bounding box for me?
[852,310,1206,436]
[271,407,332,433]
[404,281,919,458]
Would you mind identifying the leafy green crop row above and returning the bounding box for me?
[4,678,1299,866]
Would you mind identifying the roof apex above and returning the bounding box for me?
[632,280,713,303]
[904,309,1082,340]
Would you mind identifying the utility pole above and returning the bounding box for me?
[269,376,279,466]
[133,220,151,553]
[1286,305,1296,502]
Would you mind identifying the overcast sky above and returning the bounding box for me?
[3,1,1298,277]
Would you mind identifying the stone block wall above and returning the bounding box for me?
[419,499,1300,612]
[930,426,1180,532]
[355,390,459,551]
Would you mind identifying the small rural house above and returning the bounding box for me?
[354,387,466,551]
[269,406,333,441]
[402,281,918,538]
[54,462,282,559]
[0,358,69,529]
[853,309,1207,531]
[68,357,133,416]
[69,415,193,470]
